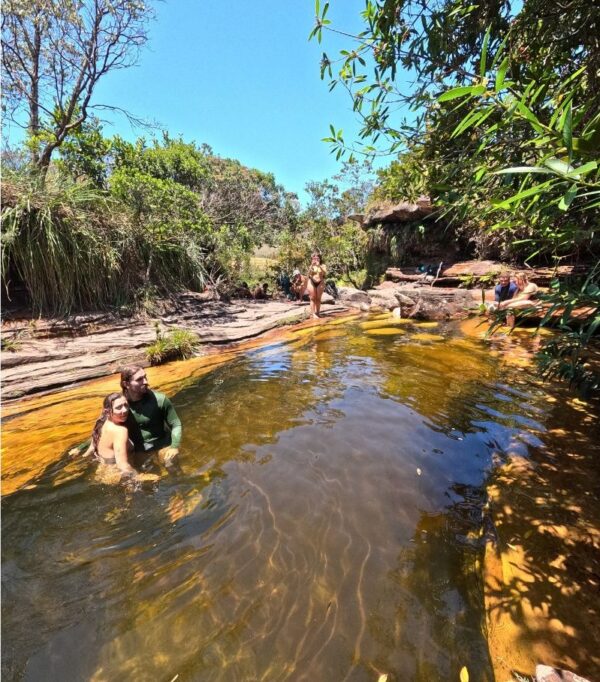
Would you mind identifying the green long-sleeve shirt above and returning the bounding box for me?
[127,390,182,451]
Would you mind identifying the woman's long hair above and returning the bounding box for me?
[91,392,126,453]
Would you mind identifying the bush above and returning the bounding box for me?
[145,327,200,365]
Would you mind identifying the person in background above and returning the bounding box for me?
[498,272,540,328]
[290,269,307,302]
[494,272,518,305]
[234,282,252,299]
[306,252,327,319]
[120,365,182,468]
[485,271,518,315]
[277,272,292,299]
[253,282,269,299]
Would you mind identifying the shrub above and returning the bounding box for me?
[145,327,200,365]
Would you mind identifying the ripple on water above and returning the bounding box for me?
[4,318,591,681]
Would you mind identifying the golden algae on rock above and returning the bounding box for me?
[410,333,445,342]
[312,329,346,341]
[360,319,413,330]
[413,321,439,329]
[365,327,407,336]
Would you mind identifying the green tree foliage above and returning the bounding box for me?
[2,125,298,311]
[57,116,113,188]
[276,160,372,287]
[2,0,153,174]
[313,0,599,388]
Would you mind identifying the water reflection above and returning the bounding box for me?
[2,318,593,681]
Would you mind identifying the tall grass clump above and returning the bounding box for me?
[145,327,200,365]
[1,167,212,314]
[1,169,125,314]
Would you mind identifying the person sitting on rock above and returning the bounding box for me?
[253,283,269,300]
[234,282,252,299]
[494,272,518,305]
[291,269,307,302]
[485,272,518,314]
[497,272,540,328]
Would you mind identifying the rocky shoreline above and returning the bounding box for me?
[1,283,482,400]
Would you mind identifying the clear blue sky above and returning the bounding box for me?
[90,1,387,204]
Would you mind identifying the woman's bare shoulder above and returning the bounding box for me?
[104,421,129,439]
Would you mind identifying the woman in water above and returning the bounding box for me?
[306,252,327,319]
[85,392,139,477]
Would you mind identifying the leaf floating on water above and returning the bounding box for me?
[377,675,388,682]
[416,468,422,476]
[460,666,469,682]
[414,321,439,328]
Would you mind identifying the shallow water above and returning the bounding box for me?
[2,317,597,681]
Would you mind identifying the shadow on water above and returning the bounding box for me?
[2,318,597,680]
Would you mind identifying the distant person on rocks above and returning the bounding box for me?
[277,272,292,299]
[120,365,182,468]
[235,282,252,299]
[291,269,307,302]
[498,272,540,329]
[306,252,327,318]
[253,283,269,300]
[485,272,518,314]
[494,272,518,305]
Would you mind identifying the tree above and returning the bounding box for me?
[2,0,153,175]
[313,0,600,389]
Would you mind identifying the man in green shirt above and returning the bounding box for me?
[120,365,182,468]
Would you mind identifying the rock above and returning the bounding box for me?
[321,292,335,304]
[337,286,370,307]
[395,292,417,306]
[441,260,503,277]
[367,288,399,310]
[1,294,350,399]
[536,665,591,682]
[360,197,433,227]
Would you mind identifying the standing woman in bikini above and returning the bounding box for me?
[306,252,327,319]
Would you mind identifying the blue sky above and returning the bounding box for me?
[88,1,387,203]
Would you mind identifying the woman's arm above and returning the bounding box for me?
[68,440,94,458]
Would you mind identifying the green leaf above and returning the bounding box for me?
[515,102,545,133]
[566,161,598,177]
[495,57,509,92]
[451,105,494,138]
[494,166,550,174]
[544,158,575,175]
[493,180,554,208]
[562,101,573,157]
[558,183,577,211]
[438,85,486,102]
[480,26,491,77]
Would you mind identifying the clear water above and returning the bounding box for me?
[1,318,592,681]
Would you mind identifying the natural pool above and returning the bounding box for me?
[2,315,598,681]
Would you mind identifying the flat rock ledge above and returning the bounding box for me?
[1,284,482,400]
[1,295,348,400]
